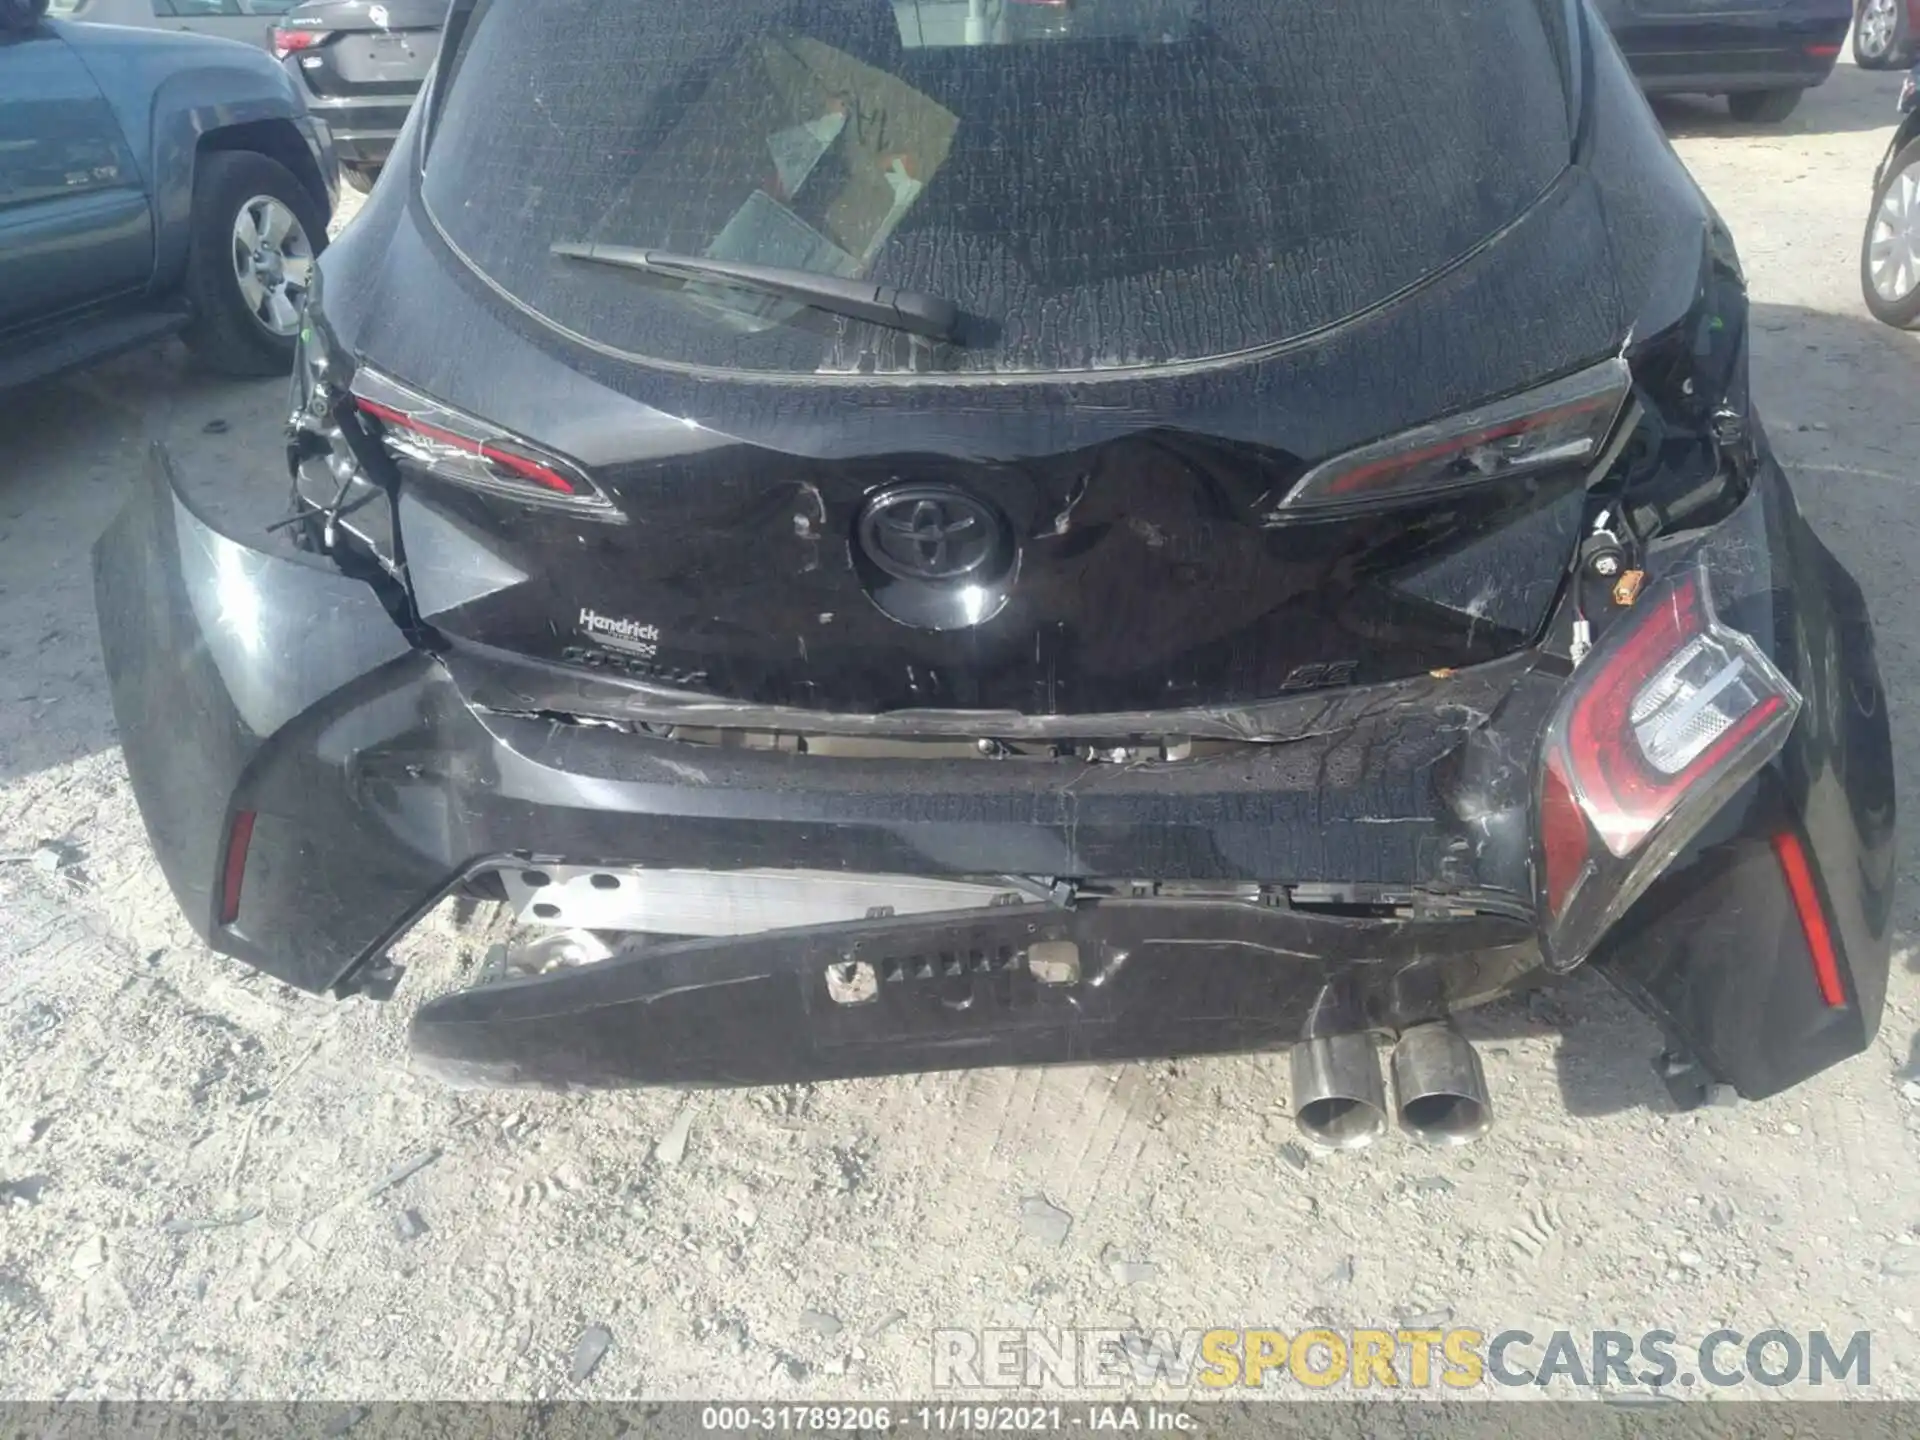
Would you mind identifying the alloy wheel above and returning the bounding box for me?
[231,195,315,338]
[1860,0,1898,57]
[1870,162,1920,302]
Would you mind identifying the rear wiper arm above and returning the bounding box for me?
[551,242,961,343]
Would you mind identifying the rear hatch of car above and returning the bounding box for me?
[351,0,1623,723]
[272,0,440,97]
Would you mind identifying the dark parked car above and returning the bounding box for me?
[98,0,1894,1142]
[271,0,440,193]
[1861,62,1920,323]
[1594,0,1850,121]
[0,0,335,387]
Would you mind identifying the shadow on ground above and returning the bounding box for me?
[1461,974,1679,1118]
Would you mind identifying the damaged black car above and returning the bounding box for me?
[96,0,1895,1144]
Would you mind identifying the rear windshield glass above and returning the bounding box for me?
[424,0,1571,378]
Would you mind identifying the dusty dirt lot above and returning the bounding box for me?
[4,65,1920,1403]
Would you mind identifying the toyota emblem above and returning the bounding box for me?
[857,485,1002,584]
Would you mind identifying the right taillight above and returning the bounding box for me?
[1270,357,1632,515]
[1537,564,1801,970]
[271,27,328,59]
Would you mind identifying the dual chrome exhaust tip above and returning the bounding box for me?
[1290,1022,1492,1150]
[1389,1022,1495,1146]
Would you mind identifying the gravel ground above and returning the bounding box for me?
[3,65,1920,1403]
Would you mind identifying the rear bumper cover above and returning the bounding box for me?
[95,445,1895,1095]
[413,902,1540,1089]
[1630,52,1842,96]
[1618,10,1850,93]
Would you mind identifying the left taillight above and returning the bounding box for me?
[1537,564,1801,970]
[1270,357,1631,515]
[349,369,619,519]
[270,26,328,59]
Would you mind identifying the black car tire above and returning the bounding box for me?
[1855,0,1909,68]
[343,164,380,195]
[1726,88,1805,123]
[1862,138,1920,327]
[180,150,329,378]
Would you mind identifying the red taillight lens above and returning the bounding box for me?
[349,370,617,518]
[1560,573,1789,859]
[355,399,576,496]
[220,811,256,927]
[271,27,326,59]
[1539,754,1591,918]
[1273,358,1631,514]
[1537,565,1801,966]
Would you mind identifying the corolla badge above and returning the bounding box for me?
[854,484,1016,630]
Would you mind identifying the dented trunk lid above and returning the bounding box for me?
[388,346,1606,716]
[359,0,1626,721]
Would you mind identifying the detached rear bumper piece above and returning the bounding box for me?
[412,902,1539,1088]
[95,446,1894,1097]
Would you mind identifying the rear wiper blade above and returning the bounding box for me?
[551,242,961,343]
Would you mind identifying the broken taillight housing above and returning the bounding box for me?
[1537,564,1800,970]
[1273,357,1632,515]
[349,369,619,519]
[287,269,619,570]
[287,272,391,557]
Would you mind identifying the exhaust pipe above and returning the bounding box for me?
[1289,1032,1389,1150]
[1390,1023,1493,1146]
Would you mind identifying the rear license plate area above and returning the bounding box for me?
[352,32,424,78]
